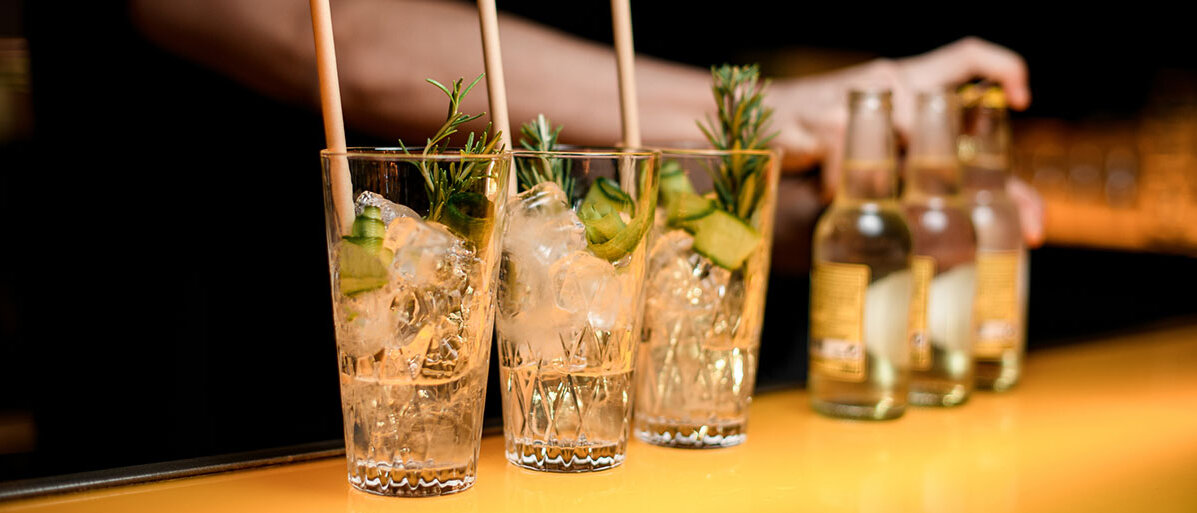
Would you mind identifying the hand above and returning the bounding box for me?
[1008,177,1046,248]
[769,37,1042,246]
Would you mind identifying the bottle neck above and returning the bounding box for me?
[961,154,1010,194]
[839,160,898,201]
[905,157,962,198]
[905,90,961,199]
[840,90,897,202]
[959,103,1011,195]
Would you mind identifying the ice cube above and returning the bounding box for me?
[645,230,729,315]
[335,281,402,359]
[497,303,575,365]
[516,181,571,213]
[355,191,419,226]
[420,317,466,379]
[693,253,732,304]
[551,251,621,330]
[707,272,745,348]
[385,217,472,290]
[337,206,479,384]
[504,182,586,268]
[647,229,694,274]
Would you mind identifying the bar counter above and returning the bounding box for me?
[4,323,1196,513]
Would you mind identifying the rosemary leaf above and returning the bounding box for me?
[696,64,778,221]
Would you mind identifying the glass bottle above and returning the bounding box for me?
[903,90,977,406]
[809,90,912,420]
[959,85,1028,392]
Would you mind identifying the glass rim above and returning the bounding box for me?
[321,146,509,160]
[512,146,656,158]
[652,147,778,158]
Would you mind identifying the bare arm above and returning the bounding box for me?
[129,4,1041,245]
[129,0,712,148]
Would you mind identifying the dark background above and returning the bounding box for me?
[1,1,1194,483]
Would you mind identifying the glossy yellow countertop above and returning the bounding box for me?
[5,324,1197,513]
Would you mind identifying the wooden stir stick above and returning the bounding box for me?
[610,0,642,148]
[476,0,515,196]
[309,0,354,235]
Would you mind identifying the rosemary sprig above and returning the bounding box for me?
[515,114,574,197]
[401,74,504,221]
[696,64,778,221]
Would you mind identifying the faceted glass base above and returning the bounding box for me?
[811,397,905,421]
[347,461,474,497]
[909,384,971,407]
[506,441,624,472]
[635,420,747,449]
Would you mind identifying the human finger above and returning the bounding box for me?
[901,37,1031,110]
[1007,176,1045,247]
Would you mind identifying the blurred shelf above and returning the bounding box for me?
[1014,117,1197,256]
[3,323,1197,513]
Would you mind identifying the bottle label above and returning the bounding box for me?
[974,250,1020,359]
[810,261,869,382]
[908,256,935,370]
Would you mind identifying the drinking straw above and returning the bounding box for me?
[309,0,354,235]
[610,0,642,147]
[476,0,515,195]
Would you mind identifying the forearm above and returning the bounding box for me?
[130,0,710,147]
[129,0,321,109]
[337,0,712,146]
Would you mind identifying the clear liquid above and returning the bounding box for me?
[963,164,1028,391]
[904,192,978,406]
[634,229,765,448]
[493,179,648,471]
[499,364,633,471]
[330,211,495,495]
[340,365,487,496]
[635,336,759,448]
[810,199,912,420]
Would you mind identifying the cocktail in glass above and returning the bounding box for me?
[634,148,780,447]
[496,149,657,471]
[321,148,508,496]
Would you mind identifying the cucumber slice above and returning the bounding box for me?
[588,189,655,261]
[351,206,386,239]
[339,240,389,295]
[596,177,633,211]
[666,192,716,228]
[688,209,761,270]
[588,204,650,261]
[582,177,633,215]
[659,161,695,206]
[343,235,385,255]
[581,204,627,244]
[580,162,657,261]
[339,206,396,295]
[441,192,492,246]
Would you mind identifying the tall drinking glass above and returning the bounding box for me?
[496,149,657,472]
[321,148,509,496]
[634,148,781,448]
